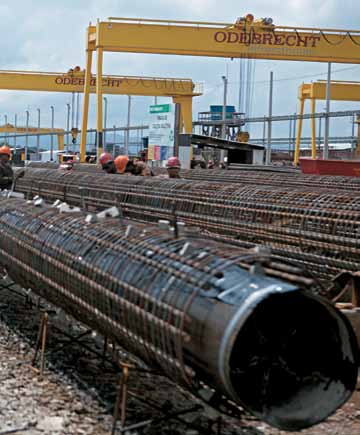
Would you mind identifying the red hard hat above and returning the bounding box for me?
[99,152,113,166]
[0,145,11,156]
[166,156,181,169]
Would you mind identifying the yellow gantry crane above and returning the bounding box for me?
[294,80,360,164]
[83,14,360,161]
[0,68,201,159]
[0,124,65,151]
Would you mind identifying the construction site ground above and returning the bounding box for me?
[1,281,359,435]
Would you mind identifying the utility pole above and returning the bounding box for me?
[125,96,131,155]
[71,92,75,129]
[113,125,116,157]
[221,75,228,139]
[288,117,292,159]
[50,106,54,161]
[103,97,108,151]
[4,115,8,141]
[25,110,29,162]
[323,62,331,159]
[221,75,228,163]
[351,113,356,156]
[66,103,70,153]
[36,108,41,158]
[266,71,274,165]
[14,114,17,150]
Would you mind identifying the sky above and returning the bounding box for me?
[1,0,360,147]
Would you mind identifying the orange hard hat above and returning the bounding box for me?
[114,155,129,173]
[166,156,181,169]
[99,152,113,166]
[0,145,11,156]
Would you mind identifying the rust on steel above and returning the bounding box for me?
[16,168,360,288]
[0,195,358,431]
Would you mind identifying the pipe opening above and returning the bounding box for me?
[229,291,358,431]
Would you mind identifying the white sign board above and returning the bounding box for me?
[148,104,175,161]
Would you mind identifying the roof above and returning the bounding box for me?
[179,134,265,151]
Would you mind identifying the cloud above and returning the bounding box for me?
[0,0,360,145]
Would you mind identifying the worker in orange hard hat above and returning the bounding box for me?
[166,156,181,178]
[0,145,14,190]
[117,155,153,176]
[114,155,129,174]
[99,152,117,174]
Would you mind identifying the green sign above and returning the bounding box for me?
[149,104,171,114]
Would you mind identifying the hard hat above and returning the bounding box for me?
[0,145,11,156]
[166,156,181,169]
[99,152,113,166]
[114,155,129,173]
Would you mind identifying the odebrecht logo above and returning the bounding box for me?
[214,31,321,48]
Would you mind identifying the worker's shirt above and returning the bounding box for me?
[136,162,153,176]
[0,161,13,190]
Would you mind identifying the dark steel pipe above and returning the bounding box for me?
[0,196,358,431]
[15,169,360,288]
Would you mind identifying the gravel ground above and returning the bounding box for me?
[0,278,360,435]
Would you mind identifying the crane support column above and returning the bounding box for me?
[80,48,93,162]
[96,47,104,158]
[311,98,317,159]
[294,99,305,165]
[173,96,193,133]
[58,134,64,152]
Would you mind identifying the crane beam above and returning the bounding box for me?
[295,81,360,164]
[299,81,360,101]
[88,19,360,64]
[84,16,360,163]
[0,70,200,96]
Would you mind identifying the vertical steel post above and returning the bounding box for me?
[14,114,17,150]
[323,63,331,160]
[311,99,317,159]
[76,92,80,128]
[4,115,8,141]
[221,75,228,163]
[103,97,108,152]
[36,108,41,158]
[221,75,228,139]
[50,106,54,161]
[351,114,356,156]
[318,114,322,154]
[262,116,266,147]
[125,96,131,156]
[66,103,70,153]
[294,100,305,165]
[288,117,292,159]
[80,45,93,162]
[113,125,116,157]
[25,110,29,163]
[96,47,104,159]
[71,92,75,129]
[292,112,297,156]
[266,71,273,165]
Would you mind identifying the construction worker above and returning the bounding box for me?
[166,156,181,178]
[59,159,74,171]
[99,152,117,174]
[114,155,129,174]
[116,155,153,176]
[0,145,14,190]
